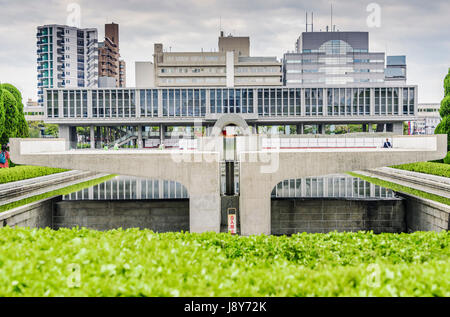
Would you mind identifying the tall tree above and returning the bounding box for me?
[435,68,450,163]
[0,83,29,144]
[0,89,18,144]
[0,89,5,139]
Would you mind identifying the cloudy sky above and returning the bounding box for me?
[0,0,449,104]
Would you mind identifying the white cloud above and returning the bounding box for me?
[0,0,449,103]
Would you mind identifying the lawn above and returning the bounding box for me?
[0,228,448,297]
[0,166,69,184]
[392,162,450,178]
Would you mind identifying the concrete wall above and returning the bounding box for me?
[10,138,221,234]
[239,134,448,235]
[0,198,55,228]
[135,61,155,88]
[403,195,450,232]
[271,198,405,235]
[53,200,189,232]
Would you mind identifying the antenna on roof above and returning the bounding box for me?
[306,12,313,32]
[331,2,333,32]
[306,12,308,32]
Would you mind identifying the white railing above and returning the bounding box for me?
[261,137,387,149]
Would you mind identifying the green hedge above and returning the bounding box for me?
[0,166,69,184]
[392,162,450,178]
[0,229,448,297]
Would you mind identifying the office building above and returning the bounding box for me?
[385,56,407,83]
[44,82,416,148]
[36,25,98,106]
[42,29,419,148]
[151,33,282,87]
[284,31,405,86]
[24,99,45,121]
[409,103,441,135]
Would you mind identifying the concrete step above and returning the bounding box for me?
[0,170,97,201]
[360,169,450,199]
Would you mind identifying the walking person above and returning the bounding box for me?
[0,144,10,168]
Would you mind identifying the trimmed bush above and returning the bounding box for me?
[0,166,68,184]
[0,228,448,297]
[392,161,450,178]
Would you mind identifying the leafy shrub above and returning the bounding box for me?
[444,152,450,164]
[0,228,448,297]
[392,162,450,177]
[0,166,68,184]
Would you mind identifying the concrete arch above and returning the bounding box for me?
[211,114,252,136]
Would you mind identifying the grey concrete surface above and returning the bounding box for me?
[53,200,189,232]
[0,197,56,228]
[403,194,450,232]
[271,198,405,235]
[9,134,447,235]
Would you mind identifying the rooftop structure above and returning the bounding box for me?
[284,31,406,86]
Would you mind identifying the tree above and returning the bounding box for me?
[0,89,18,144]
[0,83,29,144]
[0,89,5,139]
[435,68,450,152]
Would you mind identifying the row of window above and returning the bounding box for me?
[46,87,416,118]
[272,176,394,198]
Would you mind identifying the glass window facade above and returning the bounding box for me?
[45,86,416,120]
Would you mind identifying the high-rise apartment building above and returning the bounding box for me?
[119,59,126,87]
[98,23,126,87]
[36,25,98,106]
[284,31,405,85]
[150,33,282,88]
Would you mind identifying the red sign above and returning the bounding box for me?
[228,214,236,234]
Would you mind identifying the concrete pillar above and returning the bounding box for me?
[90,125,95,149]
[368,124,374,133]
[296,124,304,135]
[96,126,101,149]
[252,125,257,135]
[393,122,404,135]
[58,125,70,150]
[137,125,143,149]
[159,124,165,145]
[320,124,325,135]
